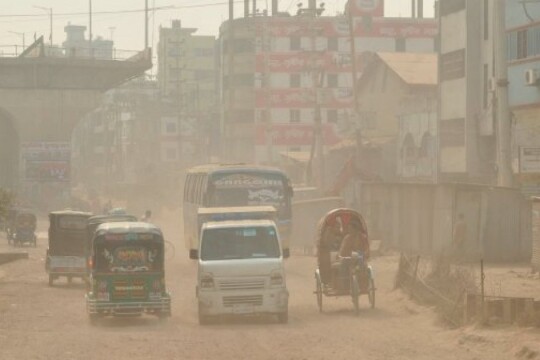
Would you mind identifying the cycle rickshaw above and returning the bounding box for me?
[314,208,375,315]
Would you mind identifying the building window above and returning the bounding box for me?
[395,38,406,52]
[290,73,301,87]
[327,74,338,88]
[327,109,338,123]
[290,37,301,51]
[290,109,301,123]
[328,37,338,51]
[517,29,528,59]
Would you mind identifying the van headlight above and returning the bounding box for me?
[200,273,215,289]
[270,270,284,286]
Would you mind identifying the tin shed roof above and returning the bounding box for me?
[376,52,438,86]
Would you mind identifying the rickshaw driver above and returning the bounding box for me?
[337,219,370,292]
[317,218,343,285]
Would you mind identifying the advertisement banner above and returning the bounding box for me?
[21,142,71,161]
[21,142,71,182]
[520,147,540,174]
[25,161,70,182]
[256,52,360,73]
[255,88,353,109]
[349,0,385,17]
[255,123,340,146]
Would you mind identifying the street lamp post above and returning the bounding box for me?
[33,6,53,46]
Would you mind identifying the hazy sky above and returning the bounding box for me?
[0,0,435,58]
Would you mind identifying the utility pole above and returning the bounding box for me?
[494,0,513,187]
[299,1,325,188]
[347,1,362,163]
[34,6,52,46]
[227,0,235,161]
[89,0,93,56]
[145,0,149,49]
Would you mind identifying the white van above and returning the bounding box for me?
[190,219,289,324]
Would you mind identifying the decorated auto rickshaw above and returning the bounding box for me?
[13,210,37,247]
[86,222,171,322]
[314,208,375,315]
[46,210,93,285]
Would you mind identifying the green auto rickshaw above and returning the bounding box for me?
[86,222,171,322]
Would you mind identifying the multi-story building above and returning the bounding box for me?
[219,0,437,164]
[157,20,218,164]
[157,20,217,114]
[63,23,113,59]
[438,0,497,184]
[506,1,540,195]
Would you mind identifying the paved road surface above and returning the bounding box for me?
[0,226,537,360]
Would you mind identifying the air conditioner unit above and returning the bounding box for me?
[525,69,540,86]
[488,77,497,92]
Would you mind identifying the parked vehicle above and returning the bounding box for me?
[46,210,93,285]
[183,164,294,253]
[191,207,289,325]
[86,222,171,322]
[314,208,375,315]
[13,210,37,247]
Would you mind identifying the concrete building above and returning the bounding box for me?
[63,24,113,59]
[157,20,217,114]
[356,52,438,182]
[506,1,540,196]
[438,0,496,184]
[219,0,437,164]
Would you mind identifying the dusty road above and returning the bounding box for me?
[0,222,539,360]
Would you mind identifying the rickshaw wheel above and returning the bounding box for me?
[368,278,376,309]
[351,274,360,316]
[315,271,323,313]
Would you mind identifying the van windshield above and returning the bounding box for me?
[200,226,280,261]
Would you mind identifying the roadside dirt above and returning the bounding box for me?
[0,216,539,360]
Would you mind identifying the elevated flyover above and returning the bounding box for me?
[0,38,152,190]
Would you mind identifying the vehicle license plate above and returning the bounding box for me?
[232,304,254,314]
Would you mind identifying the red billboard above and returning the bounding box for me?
[255,88,353,109]
[255,124,340,146]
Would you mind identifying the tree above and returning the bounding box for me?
[0,188,14,222]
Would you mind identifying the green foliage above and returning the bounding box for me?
[0,188,14,221]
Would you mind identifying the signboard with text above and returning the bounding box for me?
[520,147,540,174]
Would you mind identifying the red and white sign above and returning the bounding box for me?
[255,88,353,109]
[256,52,362,73]
[349,0,384,17]
[255,124,340,146]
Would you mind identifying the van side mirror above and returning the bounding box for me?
[189,249,199,260]
[282,248,290,259]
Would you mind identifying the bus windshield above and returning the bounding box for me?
[210,172,290,217]
[200,226,280,261]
